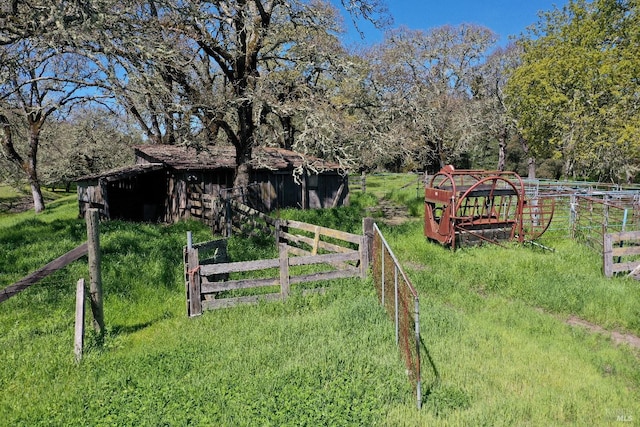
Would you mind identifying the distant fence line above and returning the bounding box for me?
[522,179,640,240]
[522,186,639,253]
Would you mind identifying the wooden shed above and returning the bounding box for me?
[77,144,349,222]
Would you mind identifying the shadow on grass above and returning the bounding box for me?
[420,335,441,404]
[85,312,175,351]
[110,320,157,336]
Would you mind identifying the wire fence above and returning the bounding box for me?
[523,180,640,250]
[371,222,422,410]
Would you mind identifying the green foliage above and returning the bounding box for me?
[506,0,640,183]
[38,108,138,188]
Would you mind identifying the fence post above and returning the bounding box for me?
[74,278,85,363]
[184,233,190,315]
[225,197,232,237]
[414,296,422,410]
[381,242,385,306]
[186,247,202,317]
[603,196,610,233]
[394,266,399,345]
[361,218,374,278]
[603,232,613,277]
[279,242,290,299]
[570,195,577,239]
[86,208,104,336]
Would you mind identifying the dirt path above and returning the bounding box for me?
[367,198,412,226]
[566,315,640,351]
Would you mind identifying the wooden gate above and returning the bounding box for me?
[603,231,640,279]
[184,219,370,315]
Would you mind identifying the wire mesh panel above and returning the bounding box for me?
[573,196,635,250]
[523,180,640,238]
[372,223,422,409]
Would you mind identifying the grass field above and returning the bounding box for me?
[1,175,639,425]
[0,184,69,218]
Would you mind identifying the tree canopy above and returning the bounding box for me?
[506,0,640,183]
[1,0,639,212]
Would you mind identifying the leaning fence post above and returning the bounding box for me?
[86,208,104,337]
[381,241,385,307]
[74,278,85,363]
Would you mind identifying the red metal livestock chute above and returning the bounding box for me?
[424,165,554,249]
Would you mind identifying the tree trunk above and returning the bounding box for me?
[280,115,295,150]
[497,127,507,171]
[28,124,45,213]
[1,114,45,212]
[27,158,45,213]
[437,139,447,169]
[527,156,536,180]
[232,90,256,199]
[232,141,252,202]
[233,162,251,195]
[519,135,536,179]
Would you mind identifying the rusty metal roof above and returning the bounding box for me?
[134,144,344,172]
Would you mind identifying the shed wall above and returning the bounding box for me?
[77,180,108,219]
[78,166,349,223]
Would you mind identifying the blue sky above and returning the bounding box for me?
[336,1,568,47]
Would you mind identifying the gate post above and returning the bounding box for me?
[186,246,202,317]
[279,242,290,299]
[86,208,104,336]
[361,217,374,278]
[603,231,613,278]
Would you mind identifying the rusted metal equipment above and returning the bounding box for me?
[424,165,554,249]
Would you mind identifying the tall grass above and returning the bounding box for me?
[1,176,639,425]
[0,197,412,425]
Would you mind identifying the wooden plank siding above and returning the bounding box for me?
[78,145,348,224]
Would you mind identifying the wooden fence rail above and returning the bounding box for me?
[184,218,370,315]
[0,242,88,303]
[603,230,640,278]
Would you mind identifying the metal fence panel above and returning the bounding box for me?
[372,223,422,409]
